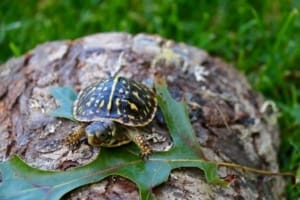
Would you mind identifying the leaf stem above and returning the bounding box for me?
[217,161,295,182]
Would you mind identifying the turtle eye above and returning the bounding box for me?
[85,121,113,146]
[86,129,112,146]
[95,130,111,141]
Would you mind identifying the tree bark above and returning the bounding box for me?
[0,33,284,199]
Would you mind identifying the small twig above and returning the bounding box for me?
[217,161,295,183]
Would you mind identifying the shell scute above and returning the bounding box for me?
[73,76,157,126]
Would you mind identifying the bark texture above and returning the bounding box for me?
[0,33,284,199]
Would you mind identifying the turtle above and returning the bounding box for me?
[65,76,158,157]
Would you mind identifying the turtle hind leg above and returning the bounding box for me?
[64,125,86,149]
[126,128,152,159]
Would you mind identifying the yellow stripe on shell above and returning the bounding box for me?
[128,115,137,120]
[99,99,105,109]
[85,97,95,107]
[129,102,139,112]
[107,76,119,112]
[132,91,144,104]
[116,98,121,115]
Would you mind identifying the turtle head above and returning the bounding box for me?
[85,121,130,147]
[85,121,116,146]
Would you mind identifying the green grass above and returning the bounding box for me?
[1,0,299,198]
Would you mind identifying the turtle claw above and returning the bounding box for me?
[139,145,152,160]
[126,128,152,159]
[140,152,151,160]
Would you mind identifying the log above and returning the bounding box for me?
[0,33,284,199]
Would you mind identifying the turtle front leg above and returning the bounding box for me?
[64,125,86,148]
[126,128,152,159]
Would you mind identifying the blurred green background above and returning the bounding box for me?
[1,0,299,198]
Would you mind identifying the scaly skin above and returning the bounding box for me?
[125,128,152,159]
[64,125,86,147]
[65,124,151,158]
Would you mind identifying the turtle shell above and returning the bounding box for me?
[73,76,157,126]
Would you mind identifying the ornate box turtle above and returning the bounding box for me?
[67,76,157,157]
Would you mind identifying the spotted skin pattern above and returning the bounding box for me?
[73,76,157,126]
[71,76,157,157]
